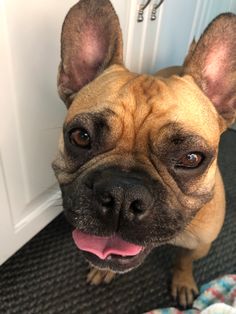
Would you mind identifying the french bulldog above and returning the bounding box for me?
[52,0,236,308]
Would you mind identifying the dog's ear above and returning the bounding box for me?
[183,13,236,126]
[58,0,123,108]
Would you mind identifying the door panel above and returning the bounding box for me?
[0,0,70,264]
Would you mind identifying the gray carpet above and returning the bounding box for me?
[0,130,236,314]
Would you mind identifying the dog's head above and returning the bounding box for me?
[53,0,236,272]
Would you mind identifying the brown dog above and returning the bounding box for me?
[52,0,236,308]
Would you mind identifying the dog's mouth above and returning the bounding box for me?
[72,229,149,272]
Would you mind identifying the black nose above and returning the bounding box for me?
[93,173,153,220]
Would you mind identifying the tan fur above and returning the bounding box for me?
[55,2,236,308]
[59,65,226,304]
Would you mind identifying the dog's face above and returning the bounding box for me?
[53,0,236,272]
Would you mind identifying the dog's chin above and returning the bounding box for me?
[81,247,152,273]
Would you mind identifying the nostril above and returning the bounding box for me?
[129,200,145,215]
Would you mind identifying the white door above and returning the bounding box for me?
[1,0,235,265]
[0,0,69,265]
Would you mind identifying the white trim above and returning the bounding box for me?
[138,2,150,73]
[14,185,61,233]
[124,0,138,69]
[204,0,215,27]
[187,0,202,47]
[229,0,236,11]
[150,2,164,73]
[123,0,133,63]
[195,0,209,39]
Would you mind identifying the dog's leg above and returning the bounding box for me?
[171,243,211,308]
[87,266,116,285]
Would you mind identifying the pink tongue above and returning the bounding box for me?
[72,229,143,260]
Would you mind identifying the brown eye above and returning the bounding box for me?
[176,152,203,168]
[69,128,91,148]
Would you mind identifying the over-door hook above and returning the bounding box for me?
[137,0,152,22]
[150,0,164,21]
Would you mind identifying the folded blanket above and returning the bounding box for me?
[146,275,236,314]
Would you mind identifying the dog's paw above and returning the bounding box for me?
[87,267,116,285]
[171,270,199,308]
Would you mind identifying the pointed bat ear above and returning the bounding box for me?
[58,0,123,108]
[183,13,236,126]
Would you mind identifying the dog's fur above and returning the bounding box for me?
[53,0,236,307]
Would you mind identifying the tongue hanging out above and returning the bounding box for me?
[72,230,143,260]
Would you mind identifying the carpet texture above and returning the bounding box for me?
[0,130,236,314]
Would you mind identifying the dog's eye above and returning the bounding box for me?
[69,128,91,148]
[176,152,204,168]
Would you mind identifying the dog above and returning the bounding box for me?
[52,0,236,308]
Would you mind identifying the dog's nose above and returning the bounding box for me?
[93,176,153,220]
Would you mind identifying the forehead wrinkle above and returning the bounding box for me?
[130,76,167,131]
[130,76,179,152]
[115,76,167,156]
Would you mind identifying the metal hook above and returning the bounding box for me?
[150,0,164,21]
[137,0,152,23]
